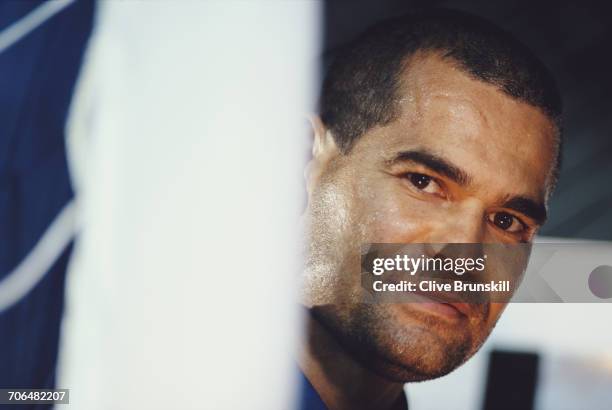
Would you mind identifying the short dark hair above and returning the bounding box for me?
[320,8,563,178]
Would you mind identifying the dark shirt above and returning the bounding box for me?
[298,371,409,410]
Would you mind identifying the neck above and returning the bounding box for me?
[299,310,406,410]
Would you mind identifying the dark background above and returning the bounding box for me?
[323,0,612,240]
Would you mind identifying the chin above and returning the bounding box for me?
[360,331,474,383]
[366,355,465,383]
[314,303,476,383]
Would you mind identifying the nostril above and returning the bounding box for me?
[588,265,612,299]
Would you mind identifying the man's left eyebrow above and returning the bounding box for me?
[502,196,547,225]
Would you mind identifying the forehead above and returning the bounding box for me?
[351,52,557,200]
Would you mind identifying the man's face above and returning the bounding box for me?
[304,53,557,382]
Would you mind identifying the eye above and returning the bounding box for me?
[489,211,525,233]
[405,173,443,196]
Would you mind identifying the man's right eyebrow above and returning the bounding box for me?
[389,150,471,186]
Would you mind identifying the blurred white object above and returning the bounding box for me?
[58,1,319,409]
[536,352,612,410]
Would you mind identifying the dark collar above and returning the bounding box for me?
[297,370,409,410]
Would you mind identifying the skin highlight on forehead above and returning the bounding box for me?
[351,52,558,201]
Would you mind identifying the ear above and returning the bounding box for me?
[304,115,340,196]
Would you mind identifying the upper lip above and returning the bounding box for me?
[412,290,479,317]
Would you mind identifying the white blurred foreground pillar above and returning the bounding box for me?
[58,1,319,409]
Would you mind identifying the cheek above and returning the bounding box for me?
[485,303,507,327]
[357,180,437,242]
[466,303,506,354]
